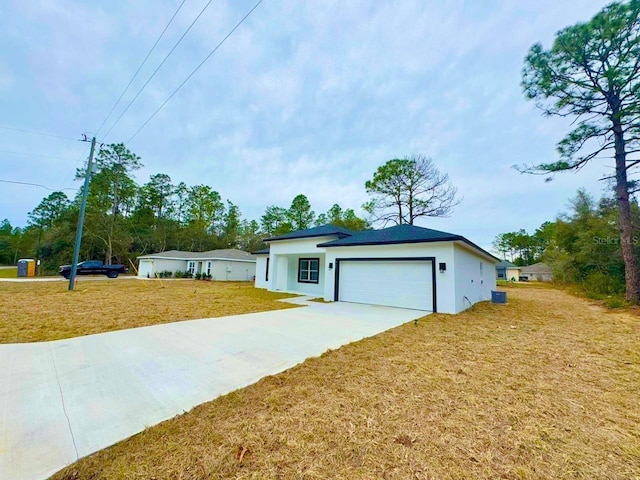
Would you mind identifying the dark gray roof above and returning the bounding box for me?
[520,262,552,273]
[317,224,458,246]
[496,259,519,268]
[317,224,499,260]
[265,224,356,242]
[138,249,256,261]
[252,248,270,255]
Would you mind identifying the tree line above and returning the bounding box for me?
[494,188,640,305]
[0,147,459,273]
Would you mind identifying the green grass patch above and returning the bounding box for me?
[0,267,17,278]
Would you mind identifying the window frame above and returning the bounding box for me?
[265,257,269,281]
[298,257,320,284]
[187,261,195,274]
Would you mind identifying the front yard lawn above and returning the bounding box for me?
[51,287,640,480]
[0,279,298,343]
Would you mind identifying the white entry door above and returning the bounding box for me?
[338,260,433,311]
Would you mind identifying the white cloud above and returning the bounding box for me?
[0,0,616,250]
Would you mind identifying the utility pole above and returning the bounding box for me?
[68,135,96,291]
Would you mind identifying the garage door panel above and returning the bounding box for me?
[338,260,433,311]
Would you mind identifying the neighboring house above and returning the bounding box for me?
[137,249,256,280]
[520,262,553,282]
[496,259,521,281]
[253,224,498,314]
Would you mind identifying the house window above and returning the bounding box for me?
[187,261,195,275]
[206,261,212,275]
[298,258,319,284]
[265,257,269,281]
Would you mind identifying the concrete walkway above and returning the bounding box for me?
[0,299,427,480]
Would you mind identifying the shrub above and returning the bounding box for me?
[195,273,202,280]
[605,296,625,309]
[583,271,624,298]
[174,270,183,278]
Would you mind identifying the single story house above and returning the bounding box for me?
[137,249,256,280]
[253,224,498,314]
[520,262,553,282]
[496,259,521,281]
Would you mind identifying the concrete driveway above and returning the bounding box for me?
[0,299,427,480]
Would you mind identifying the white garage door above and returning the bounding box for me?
[338,260,433,311]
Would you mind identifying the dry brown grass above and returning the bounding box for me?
[51,288,640,480]
[0,279,298,344]
[308,297,332,303]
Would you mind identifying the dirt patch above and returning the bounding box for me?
[51,287,640,480]
[0,279,298,343]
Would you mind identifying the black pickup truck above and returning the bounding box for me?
[59,260,128,279]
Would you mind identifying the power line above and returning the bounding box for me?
[100,0,215,143]
[127,0,264,144]
[93,0,187,138]
[0,125,77,141]
[0,179,77,191]
[57,143,91,191]
[57,2,189,192]
[0,149,78,161]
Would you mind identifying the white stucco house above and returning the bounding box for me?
[253,224,498,314]
[520,262,553,282]
[137,249,256,280]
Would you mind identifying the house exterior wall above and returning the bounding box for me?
[138,259,154,277]
[137,258,187,277]
[210,260,255,281]
[138,257,255,280]
[323,242,457,313]
[453,244,496,313]
[506,267,520,281]
[258,236,496,314]
[524,271,553,282]
[267,236,340,292]
[285,254,325,295]
[255,256,268,288]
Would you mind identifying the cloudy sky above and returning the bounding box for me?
[0,0,613,250]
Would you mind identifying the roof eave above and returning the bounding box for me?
[137,256,255,262]
[452,240,501,262]
[265,232,351,242]
[317,236,499,262]
[317,236,463,248]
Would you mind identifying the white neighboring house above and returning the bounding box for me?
[254,224,498,314]
[520,262,553,282]
[137,249,256,280]
[495,259,522,282]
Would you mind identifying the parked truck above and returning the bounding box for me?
[58,260,128,279]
